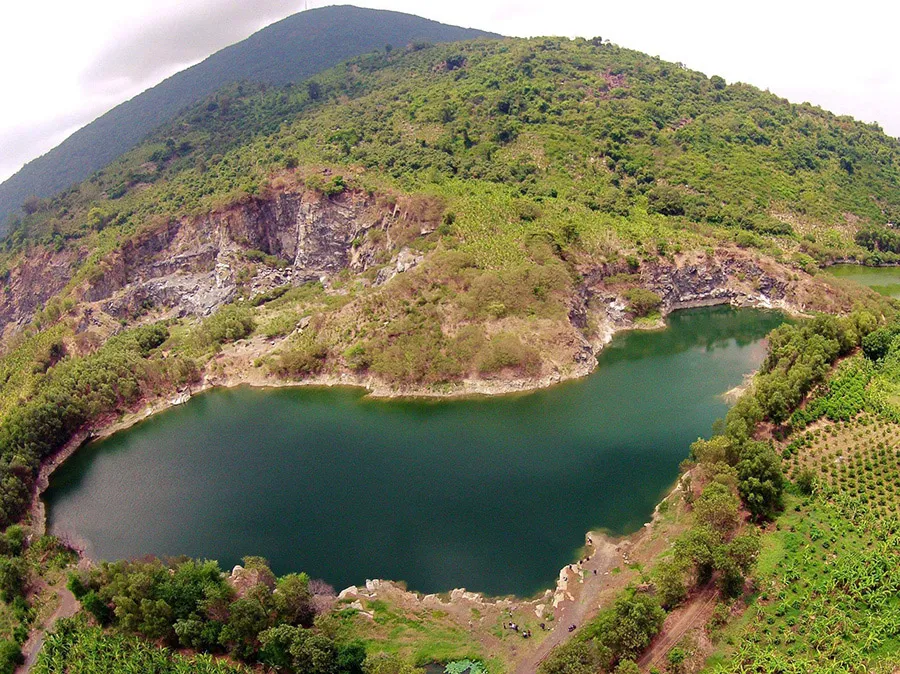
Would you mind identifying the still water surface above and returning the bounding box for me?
[827,264,900,298]
[46,306,784,596]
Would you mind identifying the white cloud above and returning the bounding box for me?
[0,0,898,183]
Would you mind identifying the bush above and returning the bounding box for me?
[653,560,688,609]
[795,467,817,495]
[81,591,112,625]
[477,334,541,376]
[623,288,662,317]
[538,639,611,674]
[0,640,22,674]
[276,341,328,377]
[582,592,666,662]
[199,305,255,346]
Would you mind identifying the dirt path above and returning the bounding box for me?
[16,585,79,674]
[513,535,626,674]
[637,584,718,672]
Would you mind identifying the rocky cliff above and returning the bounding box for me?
[1,188,406,338]
[0,182,862,397]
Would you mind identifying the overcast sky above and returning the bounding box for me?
[1,0,898,183]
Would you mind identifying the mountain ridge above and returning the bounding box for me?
[0,5,498,231]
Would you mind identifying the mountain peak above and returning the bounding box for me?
[0,6,498,231]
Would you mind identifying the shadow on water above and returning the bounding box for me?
[45,306,784,597]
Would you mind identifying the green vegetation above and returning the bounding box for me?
[623,288,662,317]
[692,312,900,671]
[0,323,197,527]
[539,307,900,673]
[540,591,665,673]
[66,555,367,672]
[35,617,252,674]
[195,304,256,349]
[7,36,900,271]
[0,6,493,229]
[4,22,900,674]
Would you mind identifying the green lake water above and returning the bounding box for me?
[45,306,784,597]
[827,264,900,297]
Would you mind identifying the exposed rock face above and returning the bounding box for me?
[570,250,824,358]
[85,190,393,319]
[644,254,788,311]
[0,248,79,337]
[374,246,423,285]
[0,189,395,336]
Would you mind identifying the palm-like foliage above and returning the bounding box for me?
[34,617,251,674]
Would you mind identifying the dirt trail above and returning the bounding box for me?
[513,535,625,674]
[16,585,79,674]
[637,584,718,672]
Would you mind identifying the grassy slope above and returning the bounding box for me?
[7,37,900,267]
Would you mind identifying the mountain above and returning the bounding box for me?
[3,34,897,384]
[10,37,900,258]
[3,32,900,674]
[0,5,497,230]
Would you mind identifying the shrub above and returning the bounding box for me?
[623,288,662,317]
[477,334,541,376]
[0,640,22,674]
[538,639,611,674]
[199,305,255,346]
[276,341,328,377]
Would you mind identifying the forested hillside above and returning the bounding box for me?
[0,5,496,229]
[1,33,900,674]
[8,36,900,264]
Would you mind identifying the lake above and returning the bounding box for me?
[45,306,784,597]
[827,264,900,298]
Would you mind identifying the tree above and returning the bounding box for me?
[862,327,897,361]
[259,624,364,674]
[138,598,174,639]
[81,591,112,625]
[219,591,271,660]
[538,639,611,674]
[21,196,42,215]
[0,640,22,674]
[692,482,739,535]
[174,617,223,651]
[653,559,688,609]
[0,557,25,602]
[726,530,761,574]
[274,573,315,627]
[690,436,735,465]
[587,592,666,661]
[673,526,718,585]
[737,443,785,520]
